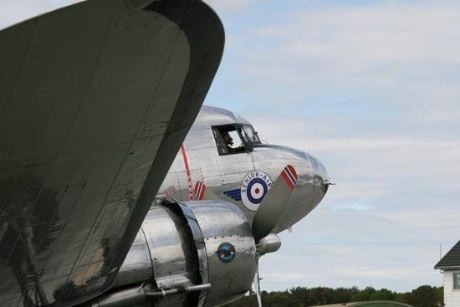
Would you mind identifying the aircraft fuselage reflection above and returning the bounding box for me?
[158,106,329,232]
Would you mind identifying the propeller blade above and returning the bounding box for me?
[252,165,298,242]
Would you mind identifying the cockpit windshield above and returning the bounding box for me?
[307,153,329,180]
[212,124,261,156]
[241,124,261,144]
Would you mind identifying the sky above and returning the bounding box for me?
[1,0,459,293]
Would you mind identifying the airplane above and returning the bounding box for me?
[0,0,329,306]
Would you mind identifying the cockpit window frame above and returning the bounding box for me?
[241,124,261,145]
[212,124,255,156]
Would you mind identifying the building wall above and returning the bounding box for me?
[444,271,460,307]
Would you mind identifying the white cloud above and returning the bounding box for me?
[220,1,460,129]
[204,0,252,13]
[0,0,81,29]
[259,214,453,291]
[262,4,460,64]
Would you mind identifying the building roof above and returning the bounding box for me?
[435,241,460,270]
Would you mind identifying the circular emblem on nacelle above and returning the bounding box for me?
[241,170,273,211]
[216,242,236,263]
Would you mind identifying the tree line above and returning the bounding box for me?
[225,285,443,307]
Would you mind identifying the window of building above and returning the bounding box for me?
[454,272,460,289]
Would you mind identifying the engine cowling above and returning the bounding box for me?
[91,201,257,307]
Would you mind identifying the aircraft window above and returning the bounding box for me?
[213,125,247,155]
[242,125,261,144]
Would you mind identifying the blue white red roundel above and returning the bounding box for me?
[241,171,273,211]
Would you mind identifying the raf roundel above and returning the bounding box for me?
[241,170,273,211]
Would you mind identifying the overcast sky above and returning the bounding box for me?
[1,0,459,293]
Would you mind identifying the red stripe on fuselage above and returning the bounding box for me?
[200,183,207,200]
[194,181,202,200]
[195,181,207,200]
[286,165,298,180]
[180,144,194,200]
[197,182,206,200]
[281,170,295,191]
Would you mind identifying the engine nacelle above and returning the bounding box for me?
[92,201,256,307]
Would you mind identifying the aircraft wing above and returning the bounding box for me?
[0,0,224,305]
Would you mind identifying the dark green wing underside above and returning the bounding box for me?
[0,0,224,305]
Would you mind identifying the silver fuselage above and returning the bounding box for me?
[112,106,330,306]
[158,106,329,233]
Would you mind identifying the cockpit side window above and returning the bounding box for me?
[212,125,247,155]
[241,125,261,144]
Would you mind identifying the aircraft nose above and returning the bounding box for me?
[268,150,330,234]
[304,152,330,193]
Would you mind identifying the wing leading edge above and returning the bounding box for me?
[0,0,224,305]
